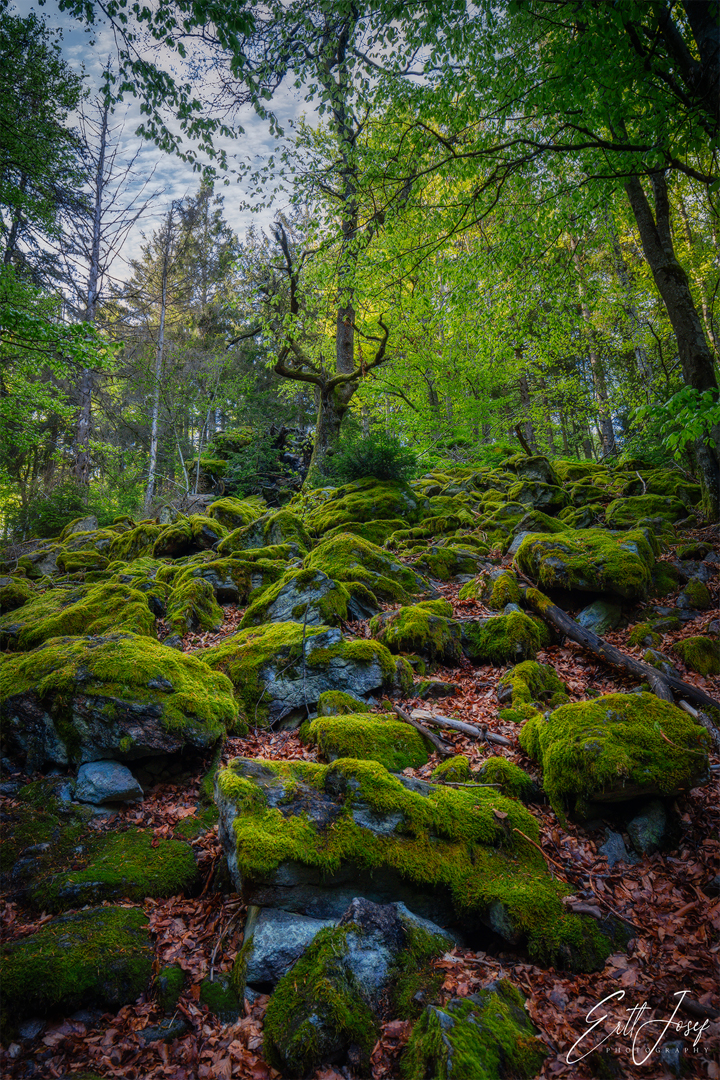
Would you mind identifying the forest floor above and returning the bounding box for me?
[2,537,720,1080]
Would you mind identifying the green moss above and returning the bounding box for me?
[200,974,241,1022]
[305,532,423,603]
[676,541,712,560]
[497,660,568,707]
[0,578,32,612]
[391,923,446,1020]
[218,757,611,972]
[167,577,223,636]
[605,494,687,528]
[304,715,429,770]
[0,786,91,875]
[519,692,710,816]
[651,562,682,597]
[431,755,471,783]
[402,979,548,1080]
[218,509,311,555]
[34,828,198,911]
[515,527,655,600]
[326,518,409,546]
[673,636,720,676]
[628,623,662,648]
[240,568,351,628]
[56,549,109,574]
[0,906,152,1036]
[462,613,550,665]
[682,578,712,609]
[156,964,185,1012]
[107,522,163,562]
[486,571,522,611]
[173,805,219,838]
[0,632,241,762]
[317,690,371,716]
[370,602,463,664]
[153,514,228,558]
[207,496,265,530]
[476,758,535,802]
[0,581,156,650]
[304,478,424,536]
[263,924,379,1076]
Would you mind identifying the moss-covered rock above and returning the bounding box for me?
[461,613,550,665]
[556,503,606,529]
[207,495,265,530]
[515,527,655,600]
[201,623,406,726]
[0,581,156,650]
[413,546,483,581]
[506,454,560,487]
[0,905,152,1037]
[507,480,568,513]
[328,518,409,546]
[0,632,240,769]
[56,549,110,574]
[519,692,710,816]
[199,973,241,1022]
[218,509,311,555]
[303,714,429,771]
[156,964,185,1013]
[240,568,351,628]
[168,557,254,605]
[402,980,547,1080]
[497,661,568,708]
[0,577,32,613]
[107,522,163,562]
[215,757,612,971]
[166,577,223,636]
[305,532,427,603]
[304,478,425,535]
[475,758,536,802]
[430,755,471,784]
[31,827,198,911]
[673,636,720,676]
[676,541,713,560]
[485,570,522,611]
[153,514,228,558]
[679,577,712,610]
[605,494,687,529]
[650,561,682,598]
[317,691,372,716]
[628,623,662,648]
[370,601,463,665]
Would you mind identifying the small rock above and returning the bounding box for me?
[627,799,667,856]
[659,1039,684,1077]
[138,1017,188,1044]
[239,907,336,993]
[577,600,622,635]
[503,602,523,615]
[0,781,21,796]
[199,973,241,1023]
[163,634,184,650]
[18,1018,44,1041]
[75,761,144,805]
[598,830,639,869]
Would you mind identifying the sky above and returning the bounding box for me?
[14,0,310,279]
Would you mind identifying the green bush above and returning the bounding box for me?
[328,430,418,484]
[7,480,141,540]
[224,434,286,497]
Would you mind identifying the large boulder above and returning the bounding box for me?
[303,478,425,535]
[235,906,336,995]
[506,480,568,513]
[240,568,352,628]
[605,494,687,529]
[0,581,156,650]
[152,514,228,558]
[461,612,550,665]
[0,906,153,1038]
[514,527,655,601]
[370,599,463,665]
[215,757,612,971]
[218,509,311,555]
[206,495,265,530]
[200,623,410,726]
[304,532,429,604]
[403,981,547,1080]
[302,713,429,771]
[168,558,255,604]
[0,632,240,770]
[519,692,710,817]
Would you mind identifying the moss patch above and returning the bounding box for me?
[207,496,265,530]
[605,494,687,528]
[461,613,550,665]
[0,578,32,612]
[156,964,185,1012]
[305,532,424,603]
[304,715,429,771]
[476,758,536,802]
[317,691,371,716]
[167,577,223,636]
[497,661,569,708]
[673,636,720,676]
[370,601,463,665]
[304,478,424,535]
[515,528,654,601]
[240,568,351,628]
[430,755,471,784]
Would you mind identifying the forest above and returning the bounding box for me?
[1,1,720,1078]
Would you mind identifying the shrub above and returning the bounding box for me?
[328,430,417,484]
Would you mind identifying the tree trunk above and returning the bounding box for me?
[144,204,173,514]
[517,363,538,451]
[308,385,349,478]
[570,238,617,456]
[625,171,720,518]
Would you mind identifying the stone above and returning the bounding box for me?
[577,599,622,635]
[236,907,336,994]
[240,568,351,628]
[75,760,144,805]
[658,1040,685,1077]
[138,1017,188,1044]
[598,830,639,869]
[199,973,241,1023]
[515,527,655,601]
[627,799,667,856]
[18,1018,44,1041]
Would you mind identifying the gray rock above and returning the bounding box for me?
[659,1040,685,1077]
[75,760,144,805]
[503,602,523,615]
[239,906,336,992]
[65,515,98,536]
[163,634,184,650]
[577,600,622,635]
[642,649,679,678]
[138,1017,188,1044]
[243,569,350,627]
[599,830,639,869]
[507,530,531,556]
[627,799,667,856]
[18,1018,44,1041]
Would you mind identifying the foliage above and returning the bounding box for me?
[327,430,418,484]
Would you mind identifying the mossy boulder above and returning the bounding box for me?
[413,546,483,581]
[0,581,156,650]
[304,478,424,535]
[199,973,242,1023]
[430,755,472,784]
[475,758,537,802]
[156,964,185,1013]
[506,454,560,487]
[519,692,710,816]
[317,690,372,716]
[218,509,311,555]
[0,905,152,1037]
[327,518,408,546]
[240,568,351,628]
[461,613,550,665]
[56,549,110,574]
[166,557,253,604]
[402,980,547,1080]
[497,661,568,708]
[515,527,655,600]
[305,531,427,604]
[605,494,687,529]
[0,632,240,770]
[153,514,228,558]
[484,570,522,611]
[107,522,163,562]
[679,577,712,610]
[370,600,463,665]
[507,480,568,513]
[215,757,612,971]
[200,623,408,726]
[673,636,720,676]
[167,577,223,636]
[0,577,32,613]
[676,541,713,560]
[303,714,429,771]
[207,495,265,530]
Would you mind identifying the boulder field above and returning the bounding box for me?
[1,454,718,1078]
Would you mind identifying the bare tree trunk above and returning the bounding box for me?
[605,204,653,393]
[570,238,617,457]
[144,204,174,515]
[625,172,720,519]
[516,359,537,451]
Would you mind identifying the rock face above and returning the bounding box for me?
[0,633,240,770]
[75,760,144,804]
[515,527,655,600]
[201,622,409,726]
[215,757,611,972]
[0,906,153,1037]
[236,907,336,994]
[240,568,351,628]
[403,981,547,1080]
[519,692,710,817]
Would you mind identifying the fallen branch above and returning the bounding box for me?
[521,583,720,720]
[389,702,454,758]
[411,708,512,747]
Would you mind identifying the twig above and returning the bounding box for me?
[389,702,454,758]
